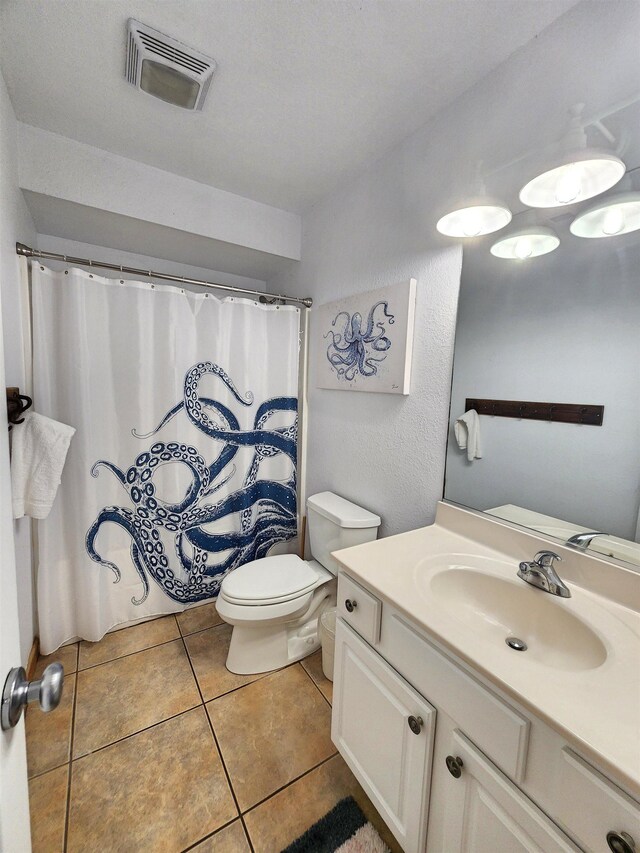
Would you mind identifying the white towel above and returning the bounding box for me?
[454,409,482,462]
[11,412,76,519]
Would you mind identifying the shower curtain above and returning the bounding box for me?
[31,264,300,653]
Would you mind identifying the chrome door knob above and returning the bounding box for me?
[344,599,357,613]
[1,663,64,731]
[607,831,636,853]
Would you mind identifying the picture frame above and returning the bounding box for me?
[315,278,416,395]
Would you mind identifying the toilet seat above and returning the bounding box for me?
[220,554,327,606]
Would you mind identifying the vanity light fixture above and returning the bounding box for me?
[490,225,559,260]
[436,200,512,238]
[519,105,625,209]
[570,191,640,238]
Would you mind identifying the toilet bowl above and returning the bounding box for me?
[216,492,381,674]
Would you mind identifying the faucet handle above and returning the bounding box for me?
[534,550,562,568]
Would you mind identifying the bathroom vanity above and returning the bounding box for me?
[330,502,640,853]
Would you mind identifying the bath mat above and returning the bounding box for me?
[282,796,390,853]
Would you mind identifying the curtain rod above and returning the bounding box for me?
[15,243,312,309]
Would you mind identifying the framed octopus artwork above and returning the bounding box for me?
[315,278,417,395]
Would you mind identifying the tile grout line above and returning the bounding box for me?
[28,757,71,782]
[31,609,211,846]
[77,635,179,671]
[180,633,257,853]
[62,647,80,853]
[179,816,248,853]
[26,655,295,780]
[240,749,339,818]
[69,704,201,763]
[298,659,333,710]
[75,617,225,672]
[64,661,275,766]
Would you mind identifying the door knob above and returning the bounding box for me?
[607,831,636,853]
[344,599,357,613]
[408,715,423,735]
[1,663,64,731]
[445,755,464,778]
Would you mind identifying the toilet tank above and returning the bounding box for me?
[306,492,381,576]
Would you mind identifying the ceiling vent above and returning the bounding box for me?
[126,19,216,110]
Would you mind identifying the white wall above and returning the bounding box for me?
[36,235,267,295]
[0,70,38,663]
[268,1,640,538]
[19,124,301,262]
[446,235,640,540]
[269,132,463,539]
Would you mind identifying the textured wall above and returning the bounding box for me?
[270,145,463,537]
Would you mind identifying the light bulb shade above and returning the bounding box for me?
[519,149,625,209]
[490,225,559,260]
[570,192,640,238]
[436,202,511,237]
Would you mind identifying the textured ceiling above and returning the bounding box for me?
[1,0,577,212]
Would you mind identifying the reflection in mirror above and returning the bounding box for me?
[444,99,640,569]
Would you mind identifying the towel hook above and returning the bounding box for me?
[6,387,33,431]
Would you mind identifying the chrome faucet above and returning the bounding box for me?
[517,550,571,598]
[565,531,606,551]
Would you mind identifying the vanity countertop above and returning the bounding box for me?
[332,501,640,799]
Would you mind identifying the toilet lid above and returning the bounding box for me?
[221,554,321,604]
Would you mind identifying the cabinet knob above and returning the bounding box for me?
[344,599,357,613]
[607,831,636,853]
[445,755,464,778]
[407,715,423,735]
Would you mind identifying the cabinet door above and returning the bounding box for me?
[332,619,436,853]
[438,730,580,853]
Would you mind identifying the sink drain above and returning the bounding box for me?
[506,636,527,652]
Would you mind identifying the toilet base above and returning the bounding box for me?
[224,587,336,674]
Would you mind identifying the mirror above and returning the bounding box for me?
[444,99,640,569]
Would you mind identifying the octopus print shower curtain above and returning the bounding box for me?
[31,265,300,653]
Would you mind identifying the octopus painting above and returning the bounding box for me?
[85,361,297,604]
[324,300,395,381]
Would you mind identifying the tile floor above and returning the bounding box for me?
[26,603,401,853]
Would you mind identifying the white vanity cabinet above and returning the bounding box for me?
[332,618,436,853]
[428,726,579,852]
[332,570,640,853]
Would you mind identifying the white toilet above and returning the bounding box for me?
[216,491,381,674]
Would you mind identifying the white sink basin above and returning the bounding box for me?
[423,559,608,671]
